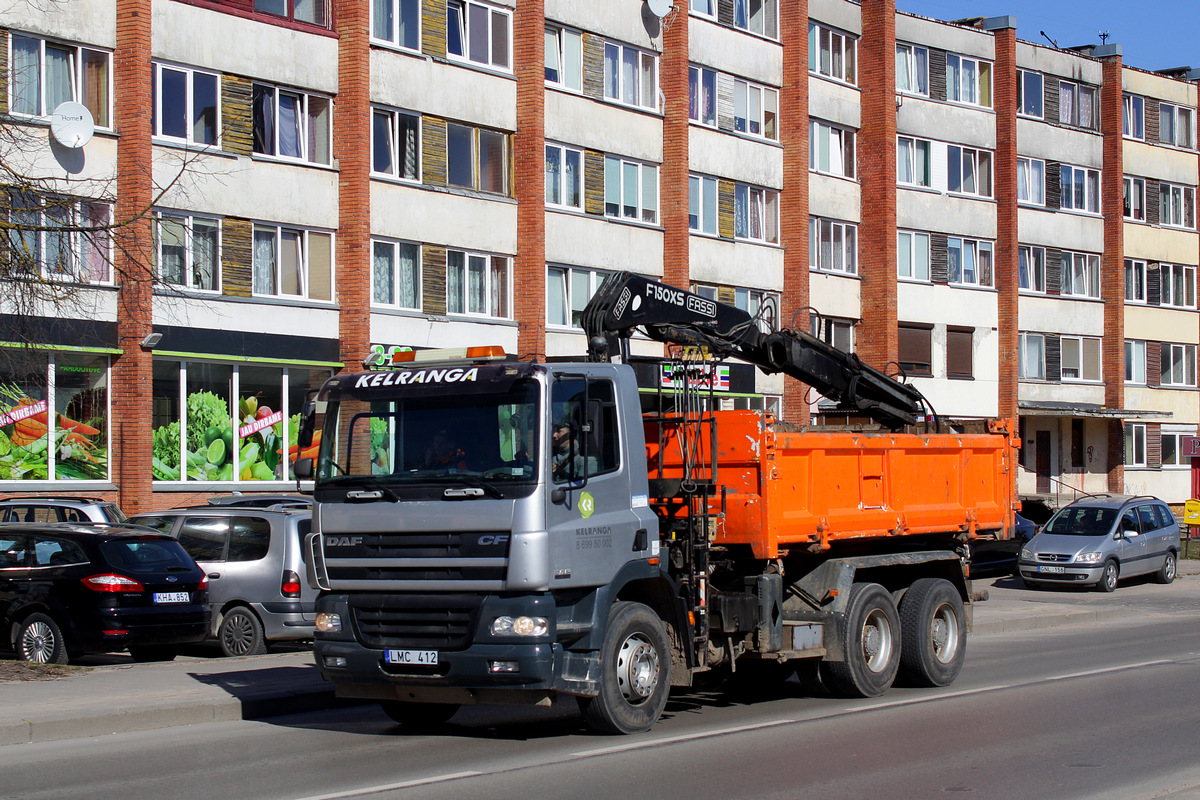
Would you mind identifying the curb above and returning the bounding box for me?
[972,606,1127,636]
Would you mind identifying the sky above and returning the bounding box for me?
[895,1,1200,74]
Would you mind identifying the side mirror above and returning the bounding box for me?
[551,487,567,505]
[294,458,314,480]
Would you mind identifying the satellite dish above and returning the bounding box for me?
[646,0,673,19]
[50,101,95,148]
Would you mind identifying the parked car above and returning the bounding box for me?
[204,495,310,510]
[1018,495,1180,592]
[0,523,208,663]
[969,513,1037,575]
[0,496,126,524]
[129,505,315,657]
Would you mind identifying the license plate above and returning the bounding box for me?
[384,649,438,665]
[153,591,190,603]
[1037,565,1066,574]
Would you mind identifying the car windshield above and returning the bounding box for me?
[102,504,128,523]
[99,538,197,573]
[1041,506,1118,536]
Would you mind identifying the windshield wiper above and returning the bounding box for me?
[440,474,504,499]
[341,476,400,502]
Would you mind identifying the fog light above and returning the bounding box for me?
[315,612,342,633]
[323,656,347,668]
[491,615,548,637]
[489,660,519,673]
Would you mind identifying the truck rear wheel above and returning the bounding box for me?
[821,582,900,698]
[580,601,670,735]
[898,578,966,687]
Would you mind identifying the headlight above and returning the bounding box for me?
[491,615,549,637]
[1075,552,1103,564]
[1020,547,1033,560]
[315,612,342,633]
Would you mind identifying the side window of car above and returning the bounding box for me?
[59,508,86,523]
[0,536,28,567]
[1120,509,1140,533]
[177,517,229,562]
[1154,504,1177,530]
[228,516,271,562]
[8,506,56,523]
[296,518,311,564]
[135,515,179,534]
[1136,505,1160,531]
[32,537,88,567]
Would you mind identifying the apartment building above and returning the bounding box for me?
[1,0,1197,514]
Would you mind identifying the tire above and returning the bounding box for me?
[898,578,966,688]
[580,601,671,735]
[379,701,460,728]
[15,613,69,664]
[128,645,178,663]
[218,606,267,657]
[1156,551,1177,585]
[1096,560,1119,593]
[821,583,901,698]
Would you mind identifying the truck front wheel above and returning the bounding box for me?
[898,578,966,687]
[580,601,671,735]
[821,582,901,698]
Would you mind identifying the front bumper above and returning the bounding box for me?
[1018,561,1103,585]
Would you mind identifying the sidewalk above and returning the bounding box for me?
[2,561,1197,747]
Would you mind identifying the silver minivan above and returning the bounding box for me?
[130,502,316,656]
[1018,495,1180,592]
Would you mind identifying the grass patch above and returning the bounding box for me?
[0,661,88,682]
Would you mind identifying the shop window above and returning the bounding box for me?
[0,361,50,478]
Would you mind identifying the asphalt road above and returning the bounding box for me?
[5,578,1200,800]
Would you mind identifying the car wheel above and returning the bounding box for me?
[379,701,461,728]
[821,583,901,698]
[579,601,671,735]
[128,645,179,663]
[898,578,966,688]
[1096,560,1119,593]
[1156,551,1177,585]
[15,613,69,664]
[218,606,267,657]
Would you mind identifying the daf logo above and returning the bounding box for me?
[478,535,509,546]
[326,536,364,547]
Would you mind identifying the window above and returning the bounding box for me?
[897,230,930,282]
[152,62,219,145]
[447,0,511,70]
[371,239,420,309]
[1123,176,1146,221]
[1125,340,1146,384]
[1159,103,1194,148]
[545,25,582,91]
[948,237,993,287]
[604,155,658,224]
[809,218,857,274]
[7,193,112,283]
[1060,336,1101,382]
[1125,423,1147,467]
[895,43,928,95]
[1058,81,1097,130]
[1125,259,1146,302]
[811,315,854,353]
[545,143,583,210]
[735,0,778,39]
[734,287,777,322]
[1161,343,1197,387]
[734,78,778,140]
[548,266,608,328]
[1161,431,1194,467]
[252,224,332,301]
[1019,333,1045,380]
[690,0,716,17]
[372,107,420,180]
[447,123,509,195]
[252,84,330,165]
[603,41,658,110]
[1019,246,1046,292]
[1017,70,1043,118]
[735,184,779,243]
[809,121,855,178]
[947,327,973,379]
[808,22,855,83]
[689,174,718,235]
[688,66,717,127]
[946,53,991,107]
[897,137,931,187]
[1161,263,1197,308]
[550,378,620,482]
[156,213,219,291]
[948,146,992,198]
[447,249,509,318]
[255,0,329,25]
[1059,164,1100,213]
[1159,183,1196,229]
[1123,94,1144,140]
[898,324,932,376]
[8,34,111,127]
[372,0,420,49]
[1017,157,1045,205]
[1060,252,1100,298]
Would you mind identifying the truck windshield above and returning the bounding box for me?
[1041,506,1117,536]
[315,379,539,492]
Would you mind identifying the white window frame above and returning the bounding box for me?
[808,22,855,84]
[155,211,221,292]
[447,248,510,319]
[1017,157,1045,205]
[8,33,112,128]
[1019,245,1046,293]
[1160,343,1197,387]
[895,43,928,96]
[1123,93,1145,140]
[811,314,854,353]
[7,193,113,284]
[689,0,716,18]
[1017,69,1043,118]
[1123,176,1146,222]
[1125,423,1147,468]
[897,137,932,188]
[809,120,855,179]
[1060,251,1101,298]
[547,266,608,329]
[734,183,779,244]
[1159,102,1195,149]
[948,145,993,198]
[447,122,509,195]
[603,40,658,111]
[545,142,583,211]
[1125,258,1147,303]
[688,65,717,127]
[1125,339,1147,384]
[1060,164,1101,214]
[1058,80,1097,130]
[371,106,421,181]
[946,53,991,108]
[948,237,993,287]
[252,82,331,165]
[604,155,659,225]
[152,61,220,146]
[251,223,333,301]
[689,173,719,236]
[1019,332,1046,380]
[734,0,778,39]
[545,24,582,92]
[733,77,778,140]
[809,217,857,275]
[371,0,421,51]
[1159,182,1196,229]
[897,230,930,282]
[1060,336,1101,382]
[446,0,512,71]
[1160,429,1195,468]
[1161,263,1197,309]
[370,238,421,310]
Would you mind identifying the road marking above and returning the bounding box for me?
[291,771,483,800]
[571,718,798,757]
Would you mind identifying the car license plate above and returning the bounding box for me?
[384,649,438,665]
[1037,565,1066,574]
[153,591,190,603]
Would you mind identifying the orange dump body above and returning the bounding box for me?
[645,410,1017,560]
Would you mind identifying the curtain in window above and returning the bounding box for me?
[373,241,394,304]
[468,254,486,314]
[44,203,71,276]
[948,239,962,282]
[749,188,762,240]
[735,185,749,238]
[373,0,393,40]
[603,43,619,99]
[447,251,464,313]
[622,161,638,219]
[544,146,561,205]
[397,243,417,308]
[398,114,417,179]
[545,29,561,82]
[80,203,110,283]
[622,47,637,106]
[447,124,473,188]
[253,228,276,294]
[547,267,567,325]
[193,221,218,290]
[639,52,655,108]
[253,85,275,155]
[734,81,747,132]
[294,0,325,25]
[83,50,108,127]
[281,230,302,295]
[468,3,489,64]
[12,36,41,115]
[479,130,505,194]
[641,165,657,224]
[397,0,419,48]
[702,177,717,235]
[570,270,590,327]
[192,72,218,144]
[45,45,74,112]
[734,0,747,28]
[307,96,330,164]
[898,139,913,183]
[604,156,620,216]
[915,47,927,94]
[279,93,302,158]
[159,218,187,285]
[490,9,509,69]
[564,149,580,207]
[372,111,393,173]
[490,257,508,318]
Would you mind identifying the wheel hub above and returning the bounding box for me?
[616,634,660,703]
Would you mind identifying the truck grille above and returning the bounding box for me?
[349,593,482,649]
[321,530,510,588]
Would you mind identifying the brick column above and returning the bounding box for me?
[335,0,371,368]
[780,0,810,423]
[856,0,898,371]
[661,8,689,290]
[1100,54,1125,492]
[514,0,546,357]
[111,0,153,512]
[991,24,1018,422]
